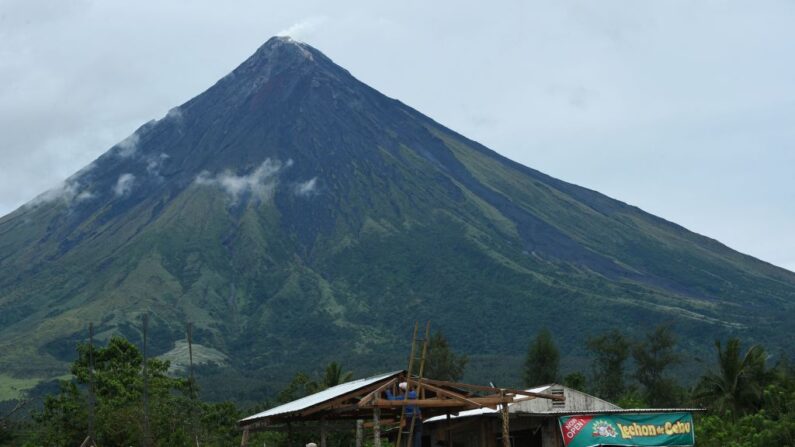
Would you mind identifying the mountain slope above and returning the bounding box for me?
[1,37,793,396]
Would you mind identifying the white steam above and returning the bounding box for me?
[113,173,135,197]
[277,17,327,40]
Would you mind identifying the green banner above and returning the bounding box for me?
[558,412,694,447]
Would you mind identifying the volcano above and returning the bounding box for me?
[1,37,793,398]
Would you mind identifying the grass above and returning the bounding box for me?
[159,340,230,374]
[0,374,42,401]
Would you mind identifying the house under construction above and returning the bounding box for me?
[238,372,699,447]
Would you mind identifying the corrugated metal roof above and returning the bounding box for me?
[425,384,703,423]
[240,370,401,423]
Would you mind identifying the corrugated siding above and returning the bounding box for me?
[510,384,621,414]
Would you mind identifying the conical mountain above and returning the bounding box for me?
[1,37,793,395]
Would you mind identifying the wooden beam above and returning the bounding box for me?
[370,397,511,408]
[422,379,565,402]
[510,395,539,404]
[328,404,366,414]
[421,383,483,408]
[244,422,369,433]
[358,377,400,407]
[303,376,400,417]
[239,419,271,431]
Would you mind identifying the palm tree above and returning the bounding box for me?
[321,362,353,389]
[695,338,768,417]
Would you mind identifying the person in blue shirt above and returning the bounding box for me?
[385,382,422,447]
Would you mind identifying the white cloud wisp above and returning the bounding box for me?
[294,177,318,197]
[113,173,135,197]
[195,158,292,202]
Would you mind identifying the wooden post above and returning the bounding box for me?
[446,413,452,447]
[373,408,382,447]
[355,419,364,447]
[288,421,293,447]
[240,428,250,447]
[550,419,562,447]
[320,415,327,447]
[500,390,510,447]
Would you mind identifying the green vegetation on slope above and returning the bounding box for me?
[0,36,793,396]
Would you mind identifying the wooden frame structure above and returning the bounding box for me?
[239,371,564,446]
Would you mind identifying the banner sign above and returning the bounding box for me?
[558,412,694,447]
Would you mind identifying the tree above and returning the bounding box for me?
[696,410,795,447]
[633,325,680,406]
[31,336,242,446]
[321,362,353,389]
[562,372,587,391]
[33,336,186,446]
[587,329,630,401]
[695,345,795,446]
[695,338,768,416]
[277,361,354,404]
[277,372,319,403]
[424,331,468,381]
[523,328,560,386]
[32,381,87,446]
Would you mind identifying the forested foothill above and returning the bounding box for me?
[1,326,792,446]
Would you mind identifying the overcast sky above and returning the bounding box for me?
[1,0,793,272]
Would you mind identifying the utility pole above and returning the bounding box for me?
[142,313,152,447]
[87,322,96,443]
[188,322,200,447]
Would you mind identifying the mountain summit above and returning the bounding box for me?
[1,37,793,395]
